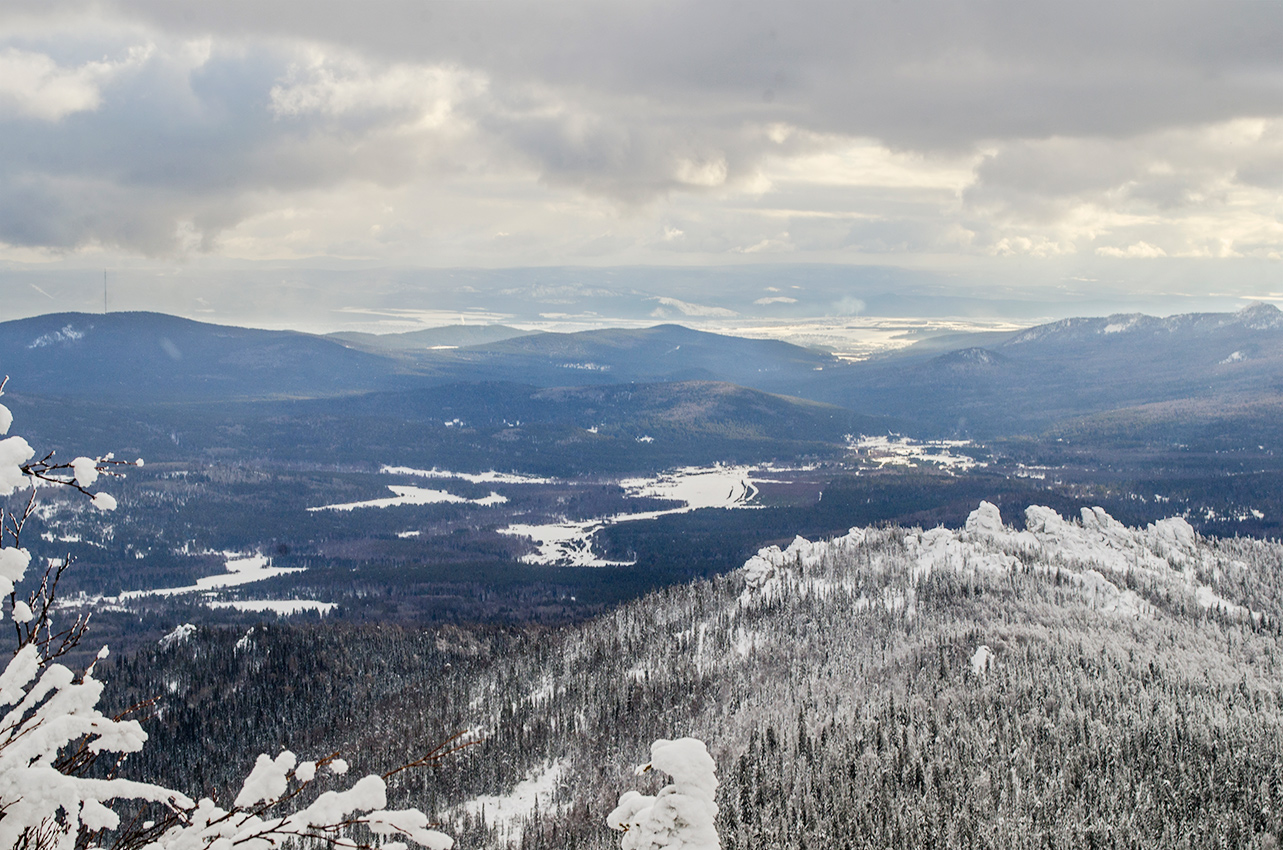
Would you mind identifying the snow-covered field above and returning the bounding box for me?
[309,484,507,511]
[500,465,767,566]
[381,466,555,485]
[456,760,566,841]
[119,553,304,599]
[847,433,984,471]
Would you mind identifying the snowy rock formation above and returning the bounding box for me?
[739,501,1254,622]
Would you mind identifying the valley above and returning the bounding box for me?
[4,304,1283,655]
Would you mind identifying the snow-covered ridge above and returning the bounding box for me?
[1005,302,1283,345]
[739,501,1254,621]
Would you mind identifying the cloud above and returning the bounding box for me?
[3,0,1283,273]
[1096,242,1167,259]
[831,296,865,316]
[649,296,738,318]
[0,46,149,121]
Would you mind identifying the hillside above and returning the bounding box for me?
[105,502,1283,848]
[418,324,838,393]
[812,302,1283,438]
[0,311,412,401]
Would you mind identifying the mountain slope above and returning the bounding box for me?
[419,324,838,393]
[108,502,1283,848]
[0,312,412,401]
[814,302,1283,437]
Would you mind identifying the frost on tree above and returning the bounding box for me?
[0,382,454,850]
[608,738,719,850]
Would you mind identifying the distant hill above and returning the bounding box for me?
[812,302,1283,438]
[0,313,839,405]
[328,324,533,354]
[0,312,411,402]
[8,305,1283,446]
[421,324,837,393]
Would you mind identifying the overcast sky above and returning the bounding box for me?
[2,1,1283,324]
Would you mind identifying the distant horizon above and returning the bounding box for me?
[0,280,1272,362]
[0,260,1264,337]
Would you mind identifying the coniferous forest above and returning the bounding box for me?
[100,504,1283,849]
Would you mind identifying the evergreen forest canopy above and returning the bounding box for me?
[102,500,1283,849]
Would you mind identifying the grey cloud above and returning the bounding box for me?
[0,36,481,253]
[97,0,1283,146]
[4,0,1283,256]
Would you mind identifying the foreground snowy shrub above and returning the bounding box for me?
[0,385,454,850]
[607,737,719,850]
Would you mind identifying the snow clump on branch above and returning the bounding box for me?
[608,737,719,850]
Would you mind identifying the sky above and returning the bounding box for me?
[2,1,1283,331]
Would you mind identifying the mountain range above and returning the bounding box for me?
[4,303,1282,448]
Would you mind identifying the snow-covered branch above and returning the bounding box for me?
[608,738,719,850]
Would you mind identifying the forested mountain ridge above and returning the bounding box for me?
[809,301,1283,437]
[6,304,1283,444]
[105,502,1283,849]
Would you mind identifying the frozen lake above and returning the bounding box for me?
[309,484,507,511]
[500,465,767,567]
[117,553,304,599]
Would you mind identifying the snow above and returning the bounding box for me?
[381,466,554,485]
[970,645,994,676]
[607,739,718,850]
[1194,585,1249,618]
[620,465,760,512]
[70,457,99,487]
[458,760,566,840]
[235,752,297,807]
[1103,318,1139,334]
[28,324,85,349]
[847,433,982,471]
[159,623,196,649]
[501,519,629,567]
[0,547,31,597]
[500,465,765,566]
[309,485,507,511]
[737,501,1256,624]
[10,601,32,624]
[118,553,304,599]
[0,436,34,495]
